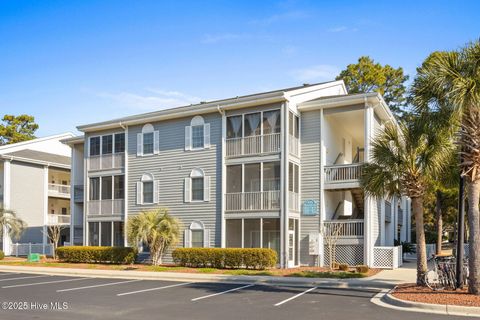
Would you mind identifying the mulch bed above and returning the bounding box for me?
[392,283,480,307]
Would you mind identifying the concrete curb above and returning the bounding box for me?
[371,286,480,318]
[0,265,389,290]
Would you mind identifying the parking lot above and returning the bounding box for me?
[0,271,465,320]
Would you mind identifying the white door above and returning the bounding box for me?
[288,230,295,268]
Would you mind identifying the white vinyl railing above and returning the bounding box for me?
[226,133,280,157]
[323,220,364,237]
[225,191,280,211]
[88,199,125,215]
[324,163,363,183]
[288,191,300,212]
[88,153,125,171]
[12,243,54,257]
[48,183,70,197]
[47,214,71,225]
[289,134,299,157]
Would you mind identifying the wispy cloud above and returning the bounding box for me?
[290,65,340,82]
[249,10,308,26]
[96,88,201,111]
[327,26,358,33]
[201,33,250,44]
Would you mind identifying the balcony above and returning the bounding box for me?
[88,199,125,215]
[324,163,363,189]
[74,185,84,203]
[226,133,280,158]
[47,214,71,225]
[225,191,280,212]
[88,153,125,171]
[48,183,71,198]
[323,219,364,238]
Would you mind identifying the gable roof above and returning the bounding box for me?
[1,149,70,169]
[77,80,346,132]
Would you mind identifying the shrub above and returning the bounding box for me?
[56,246,137,264]
[0,250,4,260]
[172,248,277,270]
[355,265,369,273]
[338,263,349,271]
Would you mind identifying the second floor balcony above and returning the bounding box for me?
[87,199,125,215]
[324,163,363,189]
[47,214,71,225]
[48,183,70,198]
[88,153,125,171]
[225,190,280,212]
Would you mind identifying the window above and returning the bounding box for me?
[185,116,209,150]
[263,110,281,134]
[90,137,100,156]
[143,132,154,155]
[114,133,125,153]
[191,230,204,248]
[289,163,299,193]
[263,162,281,191]
[185,168,209,202]
[244,163,261,192]
[114,175,125,199]
[61,207,67,215]
[102,135,113,154]
[101,176,112,200]
[137,173,158,205]
[101,222,112,246]
[226,219,242,248]
[226,165,242,193]
[191,178,204,201]
[113,222,124,246]
[244,113,261,136]
[137,123,158,156]
[192,125,204,149]
[89,177,100,200]
[227,115,242,139]
[88,222,99,246]
[244,219,261,248]
[289,112,299,138]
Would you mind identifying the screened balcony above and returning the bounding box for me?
[225,109,281,158]
[225,162,281,212]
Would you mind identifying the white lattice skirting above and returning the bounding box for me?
[323,244,364,266]
[373,246,403,269]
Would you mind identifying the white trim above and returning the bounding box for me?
[124,126,129,247]
[43,166,48,247]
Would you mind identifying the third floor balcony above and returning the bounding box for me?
[88,153,125,171]
[226,133,281,157]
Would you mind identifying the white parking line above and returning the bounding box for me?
[0,273,19,277]
[274,287,317,306]
[191,284,255,302]
[0,275,50,282]
[57,279,141,292]
[117,282,193,296]
[2,277,90,289]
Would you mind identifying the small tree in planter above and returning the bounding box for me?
[127,209,180,266]
[321,222,344,270]
[43,224,67,259]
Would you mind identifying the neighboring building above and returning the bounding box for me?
[0,133,74,255]
[63,81,411,269]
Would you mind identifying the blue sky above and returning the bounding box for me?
[1,0,478,136]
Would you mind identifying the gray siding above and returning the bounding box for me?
[10,162,45,243]
[299,110,321,265]
[127,113,222,254]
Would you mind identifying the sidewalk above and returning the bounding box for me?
[0,263,416,290]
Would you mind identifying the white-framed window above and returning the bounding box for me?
[184,221,210,248]
[137,123,159,156]
[136,173,159,205]
[185,116,210,151]
[89,133,125,156]
[184,168,210,202]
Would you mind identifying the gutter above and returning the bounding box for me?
[0,155,70,170]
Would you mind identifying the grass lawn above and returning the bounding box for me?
[0,257,376,279]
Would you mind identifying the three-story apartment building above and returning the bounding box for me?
[64,81,411,268]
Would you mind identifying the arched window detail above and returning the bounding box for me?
[137,123,159,156]
[185,116,210,150]
[184,168,210,203]
[184,220,210,248]
[136,173,158,205]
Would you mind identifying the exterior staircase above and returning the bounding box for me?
[351,189,364,218]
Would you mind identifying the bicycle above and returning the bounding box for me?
[425,255,468,291]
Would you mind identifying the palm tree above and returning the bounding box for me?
[127,209,181,266]
[411,40,480,294]
[361,116,453,285]
[0,207,26,243]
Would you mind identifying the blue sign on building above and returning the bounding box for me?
[303,200,319,216]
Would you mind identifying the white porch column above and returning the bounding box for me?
[221,112,226,248]
[124,126,129,247]
[364,104,374,266]
[380,199,386,246]
[280,102,289,268]
[43,166,49,247]
[319,108,325,266]
[3,160,12,255]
